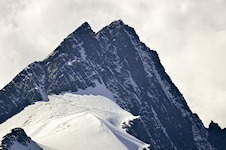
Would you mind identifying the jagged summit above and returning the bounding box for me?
[108,19,125,28]
[0,20,217,149]
[208,121,226,149]
[63,21,95,43]
[209,121,222,130]
[75,21,94,34]
[97,20,136,37]
[80,21,92,30]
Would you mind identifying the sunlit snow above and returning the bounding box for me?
[0,93,149,150]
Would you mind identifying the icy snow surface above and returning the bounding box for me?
[0,93,149,150]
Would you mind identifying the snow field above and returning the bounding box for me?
[0,93,149,150]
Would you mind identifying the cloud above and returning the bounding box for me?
[0,0,226,128]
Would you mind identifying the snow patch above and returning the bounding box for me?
[76,80,116,102]
[0,93,149,150]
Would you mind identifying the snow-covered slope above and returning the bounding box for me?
[0,93,149,150]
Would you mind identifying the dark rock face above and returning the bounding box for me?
[208,121,226,150]
[0,62,47,124]
[0,20,215,149]
[1,128,42,150]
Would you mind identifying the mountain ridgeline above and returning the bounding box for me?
[0,20,219,149]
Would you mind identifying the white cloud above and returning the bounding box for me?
[0,0,226,128]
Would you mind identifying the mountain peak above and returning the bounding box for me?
[0,20,216,150]
[65,21,94,41]
[111,19,124,26]
[209,120,222,130]
[108,19,125,30]
[80,21,92,30]
[73,21,94,35]
[208,120,226,149]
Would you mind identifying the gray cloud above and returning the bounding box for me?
[0,0,226,128]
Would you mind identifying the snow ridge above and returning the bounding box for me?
[0,93,150,150]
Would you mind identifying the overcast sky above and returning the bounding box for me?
[0,0,226,128]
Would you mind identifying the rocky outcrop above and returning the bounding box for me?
[1,128,42,150]
[208,121,226,150]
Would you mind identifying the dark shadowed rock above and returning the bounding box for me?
[208,121,226,150]
[1,128,42,150]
